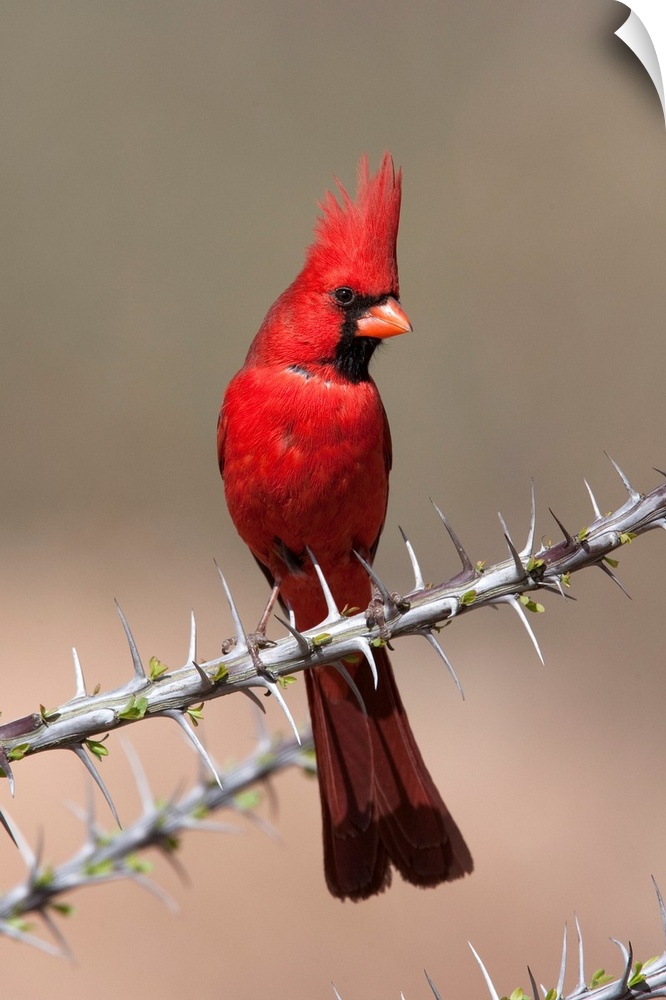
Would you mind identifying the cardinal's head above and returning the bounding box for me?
[248,154,412,382]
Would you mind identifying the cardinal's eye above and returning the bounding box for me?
[332,286,356,307]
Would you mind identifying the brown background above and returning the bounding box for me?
[1,2,666,998]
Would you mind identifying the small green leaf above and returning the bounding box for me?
[7,743,30,761]
[85,736,110,760]
[118,695,149,721]
[234,789,262,811]
[628,962,647,988]
[312,632,332,647]
[603,556,619,568]
[560,572,571,589]
[589,968,613,989]
[370,636,387,648]
[191,803,209,821]
[518,595,545,614]
[159,833,180,853]
[39,705,60,723]
[342,653,362,667]
[341,605,360,617]
[277,674,297,688]
[50,902,74,917]
[33,866,54,890]
[126,854,153,874]
[578,526,590,541]
[187,704,204,726]
[460,590,477,606]
[149,655,169,680]
[211,662,229,683]
[526,556,545,574]
[620,531,637,545]
[543,989,558,1000]
[6,916,33,934]
[476,560,486,573]
[84,858,115,877]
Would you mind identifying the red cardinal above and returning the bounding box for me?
[218,154,472,900]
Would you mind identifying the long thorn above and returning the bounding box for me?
[306,547,339,623]
[215,562,248,648]
[188,610,197,664]
[469,943,501,1000]
[520,479,537,559]
[651,875,666,950]
[431,500,475,576]
[527,968,539,1000]
[115,601,146,681]
[0,919,62,956]
[612,939,633,993]
[330,662,367,714]
[69,745,121,827]
[556,923,568,1000]
[0,750,15,797]
[605,452,640,499]
[71,646,87,699]
[422,631,464,700]
[39,909,74,963]
[583,479,602,520]
[549,508,574,545]
[1,809,33,866]
[257,679,301,745]
[130,872,180,914]
[500,596,545,665]
[399,526,425,590]
[498,512,526,578]
[597,560,632,599]
[161,709,223,790]
[275,615,311,656]
[353,550,392,611]
[0,807,18,848]
[574,913,586,992]
[424,970,443,1000]
[345,636,378,690]
[240,688,267,713]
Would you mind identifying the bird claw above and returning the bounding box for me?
[220,636,237,656]
[390,591,411,613]
[220,632,278,680]
[365,591,409,645]
[247,631,278,651]
[247,633,279,682]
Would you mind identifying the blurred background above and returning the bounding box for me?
[1,2,665,997]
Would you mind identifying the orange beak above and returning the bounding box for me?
[355,296,413,339]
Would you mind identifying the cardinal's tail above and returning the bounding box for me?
[305,646,473,901]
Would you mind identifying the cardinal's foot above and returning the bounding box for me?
[365,591,410,646]
[220,631,278,680]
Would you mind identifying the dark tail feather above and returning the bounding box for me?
[305,647,472,901]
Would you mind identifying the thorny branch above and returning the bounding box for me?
[0,460,665,977]
[1,462,664,786]
[0,727,314,954]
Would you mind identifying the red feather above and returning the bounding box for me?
[218,154,472,899]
